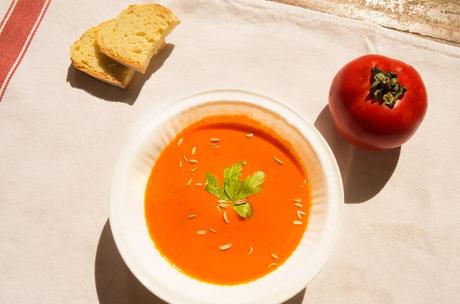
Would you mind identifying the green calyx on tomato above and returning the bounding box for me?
[370,67,407,109]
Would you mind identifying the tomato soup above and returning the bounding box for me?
[145,115,310,285]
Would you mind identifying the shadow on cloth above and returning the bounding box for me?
[95,220,308,304]
[67,44,175,105]
[314,105,400,204]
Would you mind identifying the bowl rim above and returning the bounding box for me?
[109,89,344,304]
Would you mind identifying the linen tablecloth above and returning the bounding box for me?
[1,0,459,303]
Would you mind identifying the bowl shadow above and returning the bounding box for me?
[314,105,400,204]
[95,220,167,304]
[67,44,175,105]
[95,220,307,304]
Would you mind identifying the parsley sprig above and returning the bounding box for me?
[205,162,265,218]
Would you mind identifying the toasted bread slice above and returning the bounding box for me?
[96,4,180,73]
[70,23,135,89]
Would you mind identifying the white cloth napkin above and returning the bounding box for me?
[1,0,459,303]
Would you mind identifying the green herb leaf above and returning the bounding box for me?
[224,178,242,201]
[204,162,265,219]
[233,201,252,218]
[205,173,226,199]
[223,162,243,201]
[223,162,243,185]
[237,171,265,200]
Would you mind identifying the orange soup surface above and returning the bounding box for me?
[145,115,310,284]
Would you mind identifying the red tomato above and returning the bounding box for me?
[328,54,427,150]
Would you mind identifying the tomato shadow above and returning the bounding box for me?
[66,44,175,105]
[95,220,307,304]
[314,106,400,204]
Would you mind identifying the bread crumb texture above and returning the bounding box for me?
[96,4,180,73]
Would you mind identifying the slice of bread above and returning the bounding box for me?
[70,22,135,89]
[96,4,180,73]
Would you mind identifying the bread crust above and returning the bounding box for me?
[70,57,134,88]
[70,24,135,89]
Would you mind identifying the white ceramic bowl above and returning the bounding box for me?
[110,90,343,304]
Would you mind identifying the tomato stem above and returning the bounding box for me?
[370,67,406,108]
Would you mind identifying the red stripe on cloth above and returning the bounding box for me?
[0,0,51,102]
[0,0,16,33]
